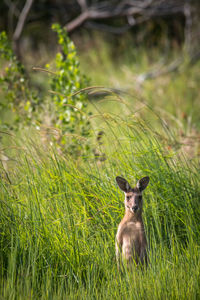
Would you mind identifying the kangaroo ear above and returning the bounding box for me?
[116,176,131,193]
[136,176,150,191]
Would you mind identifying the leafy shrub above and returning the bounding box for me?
[0,32,40,130]
[0,27,92,157]
[49,24,92,156]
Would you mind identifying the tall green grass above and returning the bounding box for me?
[0,96,200,299]
[80,40,200,133]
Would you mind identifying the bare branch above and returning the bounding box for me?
[137,57,183,83]
[65,10,89,32]
[137,48,200,82]
[77,0,87,11]
[64,0,185,33]
[4,0,20,17]
[11,0,34,59]
[13,0,34,41]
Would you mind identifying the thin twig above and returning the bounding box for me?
[32,67,57,75]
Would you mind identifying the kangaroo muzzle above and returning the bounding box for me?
[132,205,138,213]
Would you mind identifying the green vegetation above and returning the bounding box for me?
[0,27,92,156]
[0,31,40,129]
[1,27,200,300]
[49,24,92,155]
[1,109,200,299]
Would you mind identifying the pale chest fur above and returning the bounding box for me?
[116,219,147,259]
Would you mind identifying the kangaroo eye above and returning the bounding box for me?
[126,196,131,201]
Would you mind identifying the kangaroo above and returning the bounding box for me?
[115,176,149,269]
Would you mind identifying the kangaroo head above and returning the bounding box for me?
[116,176,149,214]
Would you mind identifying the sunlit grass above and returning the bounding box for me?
[0,98,200,299]
[1,36,200,298]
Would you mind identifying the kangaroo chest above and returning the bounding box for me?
[117,221,144,244]
[116,219,147,262]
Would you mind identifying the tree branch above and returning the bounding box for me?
[64,0,185,33]
[137,57,183,82]
[12,0,34,59]
[13,0,34,41]
[137,48,200,82]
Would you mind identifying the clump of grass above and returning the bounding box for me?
[0,94,200,299]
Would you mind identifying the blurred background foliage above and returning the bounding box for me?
[0,0,200,158]
[0,0,199,60]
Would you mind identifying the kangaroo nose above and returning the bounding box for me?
[132,205,138,212]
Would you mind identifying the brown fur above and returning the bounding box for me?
[115,176,149,269]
